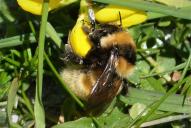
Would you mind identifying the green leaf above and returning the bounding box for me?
[0,111,7,126]
[158,20,171,27]
[53,108,132,128]
[155,56,176,73]
[0,0,15,22]
[46,22,62,48]
[34,1,49,128]
[0,72,11,99]
[0,34,36,49]
[129,103,147,119]
[154,0,191,8]
[93,0,191,20]
[52,117,96,128]
[7,77,20,126]
[145,77,166,93]
[147,12,167,20]
[128,60,150,84]
[97,108,130,128]
[120,87,191,113]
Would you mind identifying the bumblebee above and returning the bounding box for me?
[61,8,136,110]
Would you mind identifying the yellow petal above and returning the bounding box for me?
[95,5,137,23]
[69,15,92,58]
[114,12,147,27]
[17,0,63,15]
[95,5,147,27]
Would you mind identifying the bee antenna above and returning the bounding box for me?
[118,11,122,28]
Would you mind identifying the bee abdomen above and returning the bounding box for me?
[60,68,102,101]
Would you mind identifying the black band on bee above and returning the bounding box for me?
[88,24,122,46]
[118,44,136,65]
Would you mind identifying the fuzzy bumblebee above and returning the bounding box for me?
[61,7,137,110]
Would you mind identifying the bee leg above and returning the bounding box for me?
[62,44,84,64]
[120,79,129,95]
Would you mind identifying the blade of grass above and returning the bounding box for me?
[181,41,191,105]
[7,77,21,127]
[123,87,191,106]
[185,81,191,96]
[141,62,189,78]
[133,82,182,127]
[127,97,191,113]
[120,88,191,113]
[93,0,191,20]
[0,111,6,126]
[34,0,49,128]
[139,53,171,81]
[147,12,167,20]
[46,22,62,48]
[181,77,191,95]
[180,50,191,82]
[146,77,166,93]
[3,57,20,67]
[28,20,36,36]
[44,52,85,108]
[0,31,63,49]
[0,34,36,49]
[127,102,154,128]
[21,90,34,118]
[140,114,191,127]
[135,51,191,127]
[52,117,96,128]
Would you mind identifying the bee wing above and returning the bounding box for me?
[88,49,122,107]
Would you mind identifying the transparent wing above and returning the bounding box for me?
[88,48,122,107]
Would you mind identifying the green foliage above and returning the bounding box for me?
[53,108,132,128]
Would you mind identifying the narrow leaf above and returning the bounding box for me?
[7,78,20,127]
[93,0,191,20]
[34,0,49,128]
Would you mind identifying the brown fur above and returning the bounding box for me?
[60,69,90,100]
[116,57,135,77]
[81,69,102,95]
[100,31,136,77]
[81,74,93,95]
[100,32,136,49]
[61,68,103,101]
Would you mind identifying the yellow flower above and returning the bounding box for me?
[95,5,147,27]
[69,14,92,58]
[17,0,77,15]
